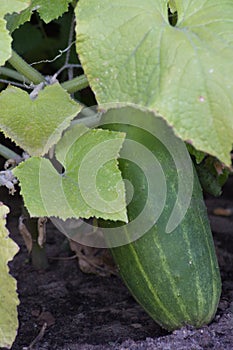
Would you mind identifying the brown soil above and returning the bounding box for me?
[0,177,233,350]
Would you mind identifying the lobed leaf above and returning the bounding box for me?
[0,83,81,156]
[33,0,73,23]
[0,203,19,349]
[75,0,233,165]
[13,123,127,222]
[6,0,73,33]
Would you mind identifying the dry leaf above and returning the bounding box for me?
[38,311,55,327]
[18,215,32,252]
[69,240,117,277]
[37,217,47,248]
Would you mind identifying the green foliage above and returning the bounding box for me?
[2,0,74,70]
[0,0,29,64]
[13,123,127,222]
[11,10,78,73]
[31,0,73,23]
[6,0,73,33]
[5,6,31,34]
[195,157,230,197]
[0,0,232,345]
[0,204,19,349]
[75,0,233,165]
[186,143,206,164]
[0,83,81,156]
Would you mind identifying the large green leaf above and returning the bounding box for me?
[13,123,127,222]
[0,83,81,156]
[0,0,30,64]
[0,204,19,349]
[75,0,233,165]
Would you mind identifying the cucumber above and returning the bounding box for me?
[100,107,221,331]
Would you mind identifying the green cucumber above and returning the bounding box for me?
[100,108,221,331]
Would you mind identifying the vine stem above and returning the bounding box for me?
[6,50,89,93]
[8,50,45,85]
[0,67,31,84]
[61,74,89,93]
[70,110,102,129]
[0,144,21,160]
[0,79,33,89]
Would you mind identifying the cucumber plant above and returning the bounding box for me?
[0,0,233,347]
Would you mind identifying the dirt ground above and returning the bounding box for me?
[0,177,233,350]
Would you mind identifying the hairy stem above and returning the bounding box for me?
[0,67,31,84]
[7,51,88,93]
[71,113,102,128]
[61,74,89,93]
[0,144,21,160]
[8,50,45,85]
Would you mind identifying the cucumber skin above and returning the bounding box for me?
[104,122,221,331]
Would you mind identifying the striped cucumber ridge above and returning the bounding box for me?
[123,225,180,327]
[197,202,221,323]
[178,211,204,322]
[151,234,192,322]
[155,179,201,324]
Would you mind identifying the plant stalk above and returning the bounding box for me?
[0,144,21,160]
[0,67,31,84]
[22,207,49,270]
[61,74,89,93]
[7,51,89,93]
[28,217,49,270]
[8,50,45,85]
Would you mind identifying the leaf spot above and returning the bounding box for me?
[199,96,205,103]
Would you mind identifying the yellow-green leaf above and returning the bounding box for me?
[75,0,233,165]
[0,203,19,349]
[13,123,127,222]
[0,0,30,64]
[0,83,81,156]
